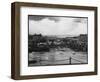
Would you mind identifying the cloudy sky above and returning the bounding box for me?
[29,15,87,36]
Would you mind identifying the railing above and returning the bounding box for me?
[68,57,86,64]
[30,56,86,65]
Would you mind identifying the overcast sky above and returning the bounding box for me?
[29,15,87,36]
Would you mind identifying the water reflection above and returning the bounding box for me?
[29,48,88,66]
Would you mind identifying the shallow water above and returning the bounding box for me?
[28,47,88,66]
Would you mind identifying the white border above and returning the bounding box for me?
[20,7,95,75]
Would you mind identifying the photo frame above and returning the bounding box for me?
[11,2,98,80]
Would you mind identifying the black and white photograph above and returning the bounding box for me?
[28,15,88,66]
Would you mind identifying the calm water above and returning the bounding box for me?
[28,47,88,66]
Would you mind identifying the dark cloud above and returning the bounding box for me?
[48,17,60,22]
[73,18,88,23]
[29,15,60,22]
[29,15,46,21]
